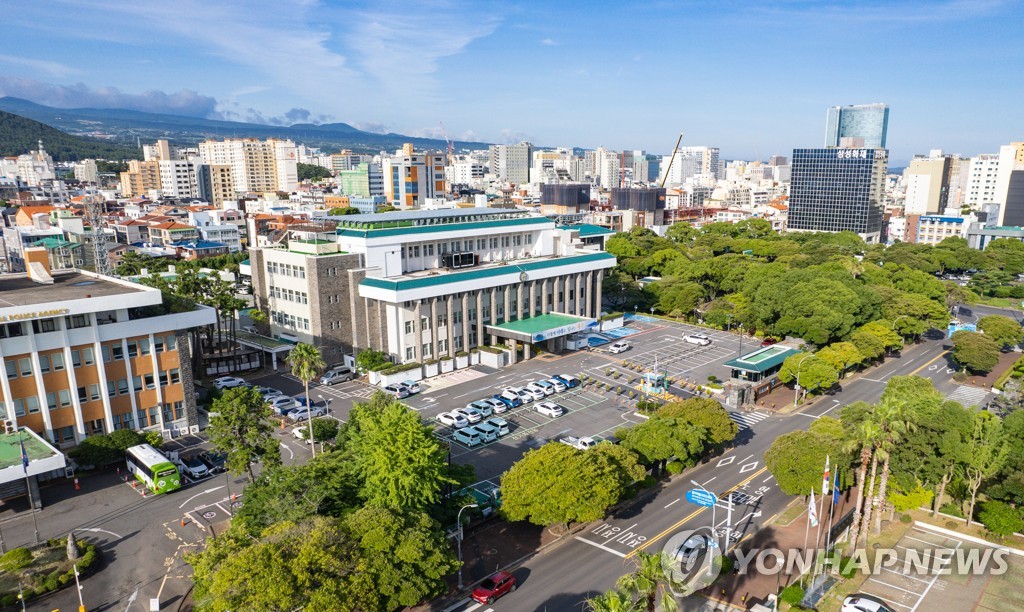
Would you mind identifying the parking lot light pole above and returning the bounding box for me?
[794,353,812,407]
[318,394,331,452]
[457,503,479,590]
[307,403,316,458]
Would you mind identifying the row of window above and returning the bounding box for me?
[401,234,534,259]
[272,310,311,331]
[270,286,309,304]
[267,261,307,278]
[0,369,182,419]
[406,332,477,361]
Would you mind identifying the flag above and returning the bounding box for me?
[822,455,831,496]
[808,490,819,527]
[832,472,841,505]
[20,437,29,472]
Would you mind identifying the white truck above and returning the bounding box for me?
[560,436,597,450]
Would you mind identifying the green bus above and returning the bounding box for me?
[125,443,181,494]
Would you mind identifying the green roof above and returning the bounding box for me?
[338,216,550,239]
[360,251,616,292]
[723,346,799,373]
[557,224,615,238]
[0,430,57,469]
[490,313,589,335]
[34,237,77,249]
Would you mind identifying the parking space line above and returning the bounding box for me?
[881,568,932,584]
[911,541,960,612]
[867,578,925,597]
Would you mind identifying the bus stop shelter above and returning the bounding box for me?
[486,313,598,362]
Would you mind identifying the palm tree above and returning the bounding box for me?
[872,400,916,534]
[844,418,881,552]
[287,343,326,456]
[586,589,640,612]
[616,551,679,612]
[858,441,881,548]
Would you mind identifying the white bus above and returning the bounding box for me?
[125,444,181,494]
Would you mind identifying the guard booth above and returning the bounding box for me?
[486,313,598,363]
[724,345,799,403]
[641,371,668,394]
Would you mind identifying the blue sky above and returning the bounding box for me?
[1,0,1021,163]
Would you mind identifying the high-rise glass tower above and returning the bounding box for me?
[824,103,889,149]
[787,148,889,243]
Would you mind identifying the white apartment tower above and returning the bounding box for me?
[489,142,533,185]
[197,138,299,195]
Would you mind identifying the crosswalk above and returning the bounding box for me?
[729,410,769,430]
[947,385,990,408]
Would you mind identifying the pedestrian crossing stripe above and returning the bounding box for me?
[947,385,989,408]
[729,411,769,429]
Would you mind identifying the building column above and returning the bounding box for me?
[430,298,439,360]
[58,318,87,440]
[26,329,55,441]
[524,343,533,360]
[0,352,16,430]
[446,296,455,357]
[529,281,538,318]
[509,339,518,364]
[575,273,584,316]
[177,330,199,431]
[564,275,573,313]
[541,278,549,314]
[417,301,428,361]
[596,269,605,314]
[461,292,470,351]
[476,290,485,349]
[502,286,510,324]
[585,271,595,318]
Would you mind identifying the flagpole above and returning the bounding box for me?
[813,456,829,577]
[803,490,815,588]
[825,472,840,557]
[19,430,40,544]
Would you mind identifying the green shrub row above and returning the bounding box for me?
[0,541,99,606]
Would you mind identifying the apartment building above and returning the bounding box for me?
[198,138,298,195]
[249,209,616,365]
[0,252,215,447]
[382,152,446,208]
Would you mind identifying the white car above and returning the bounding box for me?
[292,425,312,443]
[268,396,298,414]
[504,387,535,403]
[383,384,410,399]
[841,594,894,612]
[257,386,283,400]
[467,401,495,418]
[213,376,246,390]
[535,402,565,418]
[401,381,422,394]
[481,397,508,413]
[454,407,483,424]
[527,381,554,397]
[546,378,567,392]
[683,333,712,346]
[437,412,470,428]
[522,384,547,400]
[609,341,631,354]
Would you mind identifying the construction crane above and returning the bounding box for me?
[439,121,455,165]
[659,132,684,189]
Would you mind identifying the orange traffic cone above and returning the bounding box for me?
[74,478,80,490]
[181,517,187,527]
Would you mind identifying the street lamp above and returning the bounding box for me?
[456,503,479,590]
[891,315,910,350]
[794,353,812,406]
[737,324,744,358]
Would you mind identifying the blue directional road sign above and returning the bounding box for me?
[685,489,718,507]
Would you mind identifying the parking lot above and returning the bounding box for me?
[856,523,1024,612]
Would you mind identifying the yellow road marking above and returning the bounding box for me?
[626,465,769,558]
[908,351,949,377]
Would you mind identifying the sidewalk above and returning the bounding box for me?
[702,490,857,609]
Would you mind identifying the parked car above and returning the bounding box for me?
[453,427,483,447]
[467,400,494,418]
[213,376,246,390]
[841,594,894,612]
[553,374,580,388]
[467,423,497,443]
[535,402,565,418]
[288,405,326,421]
[401,380,422,394]
[383,384,410,399]
[256,386,283,400]
[472,571,517,604]
[560,436,597,450]
[197,450,227,474]
[481,397,508,413]
[609,341,631,354]
[546,378,567,392]
[320,367,355,385]
[484,417,510,436]
[437,412,470,428]
[292,425,312,442]
[454,407,483,424]
[293,395,318,408]
[527,381,554,397]
[683,333,711,346]
[760,337,780,347]
[178,456,209,479]
[522,384,547,400]
[501,388,532,404]
[268,396,298,415]
[493,394,521,409]
[673,534,709,570]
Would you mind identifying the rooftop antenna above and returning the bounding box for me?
[85,194,111,276]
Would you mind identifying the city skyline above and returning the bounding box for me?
[1,0,1022,163]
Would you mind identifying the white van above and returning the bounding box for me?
[469,423,498,443]
[484,417,510,436]
[453,427,483,447]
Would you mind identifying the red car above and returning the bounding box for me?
[471,571,517,604]
[760,337,780,347]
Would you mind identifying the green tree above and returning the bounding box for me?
[655,398,738,446]
[655,280,704,318]
[208,387,281,482]
[355,348,392,372]
[978,315,1024,349]
[342,507,459,611]
[616,417,705,476]
[615,551,680,612]
[586,589,641,612]
[377,204,398,212]
[328,206,362,215]
[853,320,904,353]
[349,400,452,513]
[297,162,332,181]
[501,442,641,529]
[777,353,839,399]
[870,398,917,535]
[816,342,864,377]
[962,412,1009,527]
[978,500,1024,537]
[287,342,326,455]
[951,330,1001,373]
[765,418,845,496]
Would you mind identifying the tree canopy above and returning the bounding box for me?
[208,386,281,481]
[951,330,1002,373]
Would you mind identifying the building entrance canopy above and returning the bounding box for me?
[486,312,598,344]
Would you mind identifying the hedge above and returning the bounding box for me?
[377,362,422,376]
[476,346,504,354]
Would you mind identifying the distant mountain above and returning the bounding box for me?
[0,97,487,154]
[0,110,142,161]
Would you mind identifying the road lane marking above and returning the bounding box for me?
[77,527,122,538]
[665,499,680,508]
[575,536,629,557]
[627,466,768,558]
[908,351,949,377]
[178,485,225,509]
[279,442,294,460]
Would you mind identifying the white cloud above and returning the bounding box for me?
[0,54,79,78]
[540,38,558,46]
[0,76,219,117]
